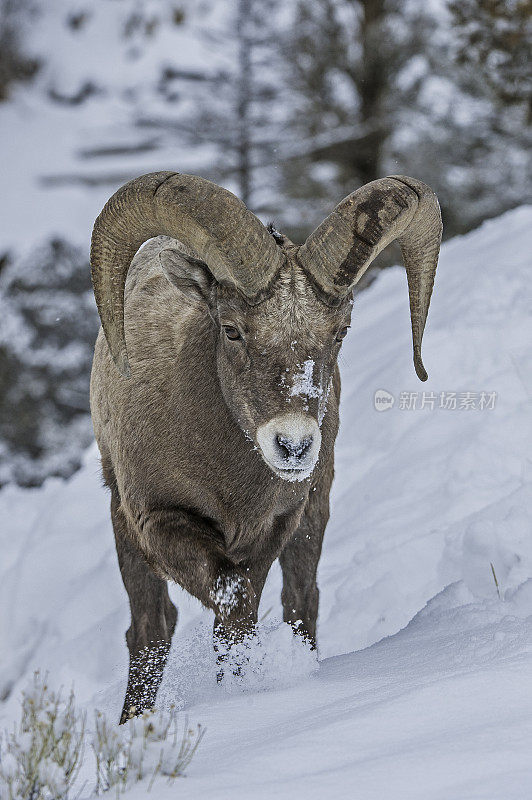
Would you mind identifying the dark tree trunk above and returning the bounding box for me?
[349,0,388,185]
[236,0,252,205]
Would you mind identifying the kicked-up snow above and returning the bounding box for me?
[1,207,532,798]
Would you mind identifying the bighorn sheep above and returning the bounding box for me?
[90,172,441,722]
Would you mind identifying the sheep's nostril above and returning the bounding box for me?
[276,435,289,459]
[297,438,312,458]
[276,434,313,461]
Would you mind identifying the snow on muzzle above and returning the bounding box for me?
[256,413,321,482]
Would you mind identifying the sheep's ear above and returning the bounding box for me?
[159,248,215,305]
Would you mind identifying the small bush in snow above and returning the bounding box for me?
[93,707,204,795]
[0,674,204,799]
[0,672,85,800]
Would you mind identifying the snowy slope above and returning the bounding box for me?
[1,207,532,798]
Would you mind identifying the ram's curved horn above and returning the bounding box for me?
[90,171,283,376]
[299,176,442,381]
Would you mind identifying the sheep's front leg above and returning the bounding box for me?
[212,504,308,680]
[137,506,257,620]
[135,504,258,676]
[212,563,272,681]
[111,493,177,724]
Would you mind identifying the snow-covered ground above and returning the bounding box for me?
[1,206,532,798]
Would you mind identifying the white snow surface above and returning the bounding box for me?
[1,207,532,798]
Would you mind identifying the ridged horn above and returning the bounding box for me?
[90,171,283,377]
[299,175,442,381]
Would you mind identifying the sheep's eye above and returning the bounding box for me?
[224,325,241,341]
[336,326,349,342]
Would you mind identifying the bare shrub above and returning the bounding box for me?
[93,707,205,795]
[0,673,85,800]
[0,673,204,799]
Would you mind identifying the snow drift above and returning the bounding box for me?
[1,206,532,798]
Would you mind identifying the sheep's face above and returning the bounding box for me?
[214,265,352,482]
